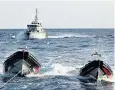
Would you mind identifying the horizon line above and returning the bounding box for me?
[0,28,114,30]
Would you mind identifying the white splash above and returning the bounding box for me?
[98,69,115,83]
[11,35,15,39]
[16,31,28,40]
[0,64,3,74]
[26,63,77,77]
[42,63,77,76]
[26,73,44,78]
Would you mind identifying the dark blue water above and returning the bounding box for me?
[0,29,114,90]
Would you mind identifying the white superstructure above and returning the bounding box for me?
[26,9,47,39]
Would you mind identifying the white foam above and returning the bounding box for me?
[48,34,92,39]
[42,63,77,76]
[26,63,77,77]
[0,64,3,74]
[98,69,115,83]
[26,73,44,78]
[11,35,16,39]
[48,36,58,38]
[75,65,83,69]
[16,31,28,40]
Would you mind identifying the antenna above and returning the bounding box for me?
[92,35,99,55]
[35,8,38,22]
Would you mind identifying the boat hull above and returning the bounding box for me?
[3,51,41,77]
[26,31,48,39]
[79,60,113,81]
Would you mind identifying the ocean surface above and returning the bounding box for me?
[0,29,114,90]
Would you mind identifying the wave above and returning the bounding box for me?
[1,63,114,83]
[26,64,77,77]
[26,64,115,83]
[44,63,77,75]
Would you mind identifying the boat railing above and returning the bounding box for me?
[103,61,113,74]
[29,53,41,66]
[4,52,17,64]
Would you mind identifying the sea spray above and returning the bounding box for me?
[16,31,28,40]
[26,63,78,77]
[99,69,115,83]
[44,63,77,75]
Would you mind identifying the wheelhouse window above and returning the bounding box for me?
[27,25,38,27]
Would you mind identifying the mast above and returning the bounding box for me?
[34,9,38,23]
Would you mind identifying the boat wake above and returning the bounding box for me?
[43,63,77,76]
[0,63,114,83]
[26,63,77,77]
[79,69,115,83]
[26,64,115,83]
[16,31,28,40]
[16,31,93,40]
[100,70,115,83]
[48,33,92,39]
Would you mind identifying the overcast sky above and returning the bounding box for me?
[0,1,113,29]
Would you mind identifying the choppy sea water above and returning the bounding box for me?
[0,29,114,90]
